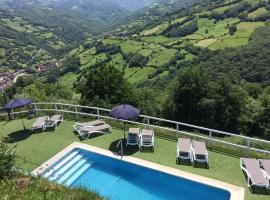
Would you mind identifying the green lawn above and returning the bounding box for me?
[0,118,269,200]
[248,7,268,19]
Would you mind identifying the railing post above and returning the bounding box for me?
[75,106,78,121]
[147,117,150,129]
[246,139,251,157]
[54,104,58,113]
[97,108,100,120]
[176,123,180,138]
[11,108,14,119]
[34,104,38,116]
[208,130,212,148]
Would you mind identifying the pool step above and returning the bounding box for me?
[43,150,80,178]
[57,157,89,184]
[48,152,85,182]
[64,161,92,186]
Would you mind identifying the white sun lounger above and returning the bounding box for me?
[126,128,140,147]
[191,140,208,167]
[139,129,154,152]
[240,158,269,193]
[258,159,270,182]
[78,124,112,139]
[45,115,63,129]
[32,116,49,131]
[176,138,192,164]
[73,120,105,132]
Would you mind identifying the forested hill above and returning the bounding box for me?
[68,0,270,88]
[0,6,100,71]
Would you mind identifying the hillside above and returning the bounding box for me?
[65,0,270,87]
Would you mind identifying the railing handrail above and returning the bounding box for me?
[0,102,270,156]
[30,102,270,144]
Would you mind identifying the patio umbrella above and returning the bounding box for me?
[4,98,33,130]
[110,104,140,139]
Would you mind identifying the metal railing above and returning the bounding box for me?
[0,102,270,156]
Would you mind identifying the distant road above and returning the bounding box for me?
[13,73,27,83]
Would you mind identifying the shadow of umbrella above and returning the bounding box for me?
[109,139,139,156]
[5,129,32,143]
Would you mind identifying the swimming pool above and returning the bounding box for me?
[40,146,231,200]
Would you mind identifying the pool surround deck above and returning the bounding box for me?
[32,142,245,200]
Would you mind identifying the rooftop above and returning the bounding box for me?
[0,118,269,200]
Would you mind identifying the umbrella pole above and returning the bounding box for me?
[123,121,126,139]
[21,118,26,131]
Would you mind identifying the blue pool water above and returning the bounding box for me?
[42,148,231,200]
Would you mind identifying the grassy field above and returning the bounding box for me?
[120,40,144,53]
[148,48,177,67]
[0,118,269,200]
[126,67,155,84]
[248,7,268,19]
[209,22,265,49]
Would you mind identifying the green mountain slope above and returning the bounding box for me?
[69,0,270,87]
[0,6,100,71]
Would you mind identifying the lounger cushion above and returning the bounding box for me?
[81,124,111,132]
[50,115,62,122]
[259,159,270,177]
[192,141,207,156]
[177,138,191,153]
[32,117,48,128]
[76,120,105,127]
[141,129,153,139]
[242,158,269,185]
[129,128,140,135]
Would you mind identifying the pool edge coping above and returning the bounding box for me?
[32,142,245,200]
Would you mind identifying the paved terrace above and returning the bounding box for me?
[0,118,269,200]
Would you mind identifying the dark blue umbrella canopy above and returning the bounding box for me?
[4,98,32,110]
[110,104,140,120]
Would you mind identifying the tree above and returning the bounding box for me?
[162,67,210,124]
[75,65,135,108]
[62,56,80,74]
[229,25,237,35]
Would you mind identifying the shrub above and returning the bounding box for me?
[0,139,16,178]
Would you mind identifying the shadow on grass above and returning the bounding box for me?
[6,129,32,143]
[109,139,139,156]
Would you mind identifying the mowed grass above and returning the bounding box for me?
[209,22,265,49]
[248,7,268,19]
[120,40,144,53]
[102,38,121,45]
[234,22,265,38]
[148,48,177,67]
[195,38,217,47]
[141,36,173,44]
[2,18,38,33]
[196,18,239,38]
[140,22,169,36]
[0,118,269,200]
[209,37,249,49]
[126,67,155,84]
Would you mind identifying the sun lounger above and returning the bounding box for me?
[32,116,49,131]
[176,138,192,164]
[45,115,63,129]
[191,140,208,167]
[78,124,112,139]
[139,129,154,152]
[258,159,270,182]
[73,120,105,132]
[126,128,140,146]
[240,158,269,193]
